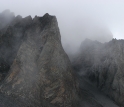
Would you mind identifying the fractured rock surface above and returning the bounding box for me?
[73,38,124,106]
[0,11,78,107]
[0,13,32,82]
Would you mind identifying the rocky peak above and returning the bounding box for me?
[0,10,15,30]
[1,9,15,17]
[80,38,102,51]
[73,38,124,106]
[0,11,79,107]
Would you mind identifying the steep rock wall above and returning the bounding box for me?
[0,12,78,107]
[73,39,124,106]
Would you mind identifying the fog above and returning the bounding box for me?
[0,0,124,53]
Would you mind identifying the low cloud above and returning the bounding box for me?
[0,0,124,54]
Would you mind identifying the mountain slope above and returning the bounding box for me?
[73,38,124,107]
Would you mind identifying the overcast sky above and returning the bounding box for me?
[0,0,124,53]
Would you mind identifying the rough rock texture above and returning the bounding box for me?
[0,10,15,81]
[0,11,78,107]
[0,10,32,82]
[73,38,124,107]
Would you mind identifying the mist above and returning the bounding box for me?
[0,0,124,54]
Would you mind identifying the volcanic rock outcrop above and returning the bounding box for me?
[73,38,124,106]
[0,10,78,107]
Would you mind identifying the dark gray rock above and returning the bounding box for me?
[0,14,32,82]
[0,12,79,107]
[73,38,124,106]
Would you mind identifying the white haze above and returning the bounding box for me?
[0,0,124,53]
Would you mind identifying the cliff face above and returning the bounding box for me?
[0,13,32,82]
[0,11,78,107]
[73,38,124,106]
